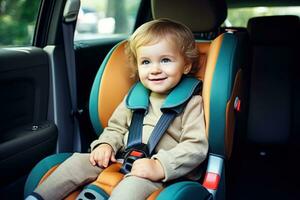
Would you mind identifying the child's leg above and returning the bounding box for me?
[109,176,163,200]
[32,153,102,200]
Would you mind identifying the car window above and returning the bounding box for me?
[74,0,141,41]
[226,6,300,27]
[0,0,41,47]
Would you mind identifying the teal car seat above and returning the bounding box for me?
[24,0,249,199]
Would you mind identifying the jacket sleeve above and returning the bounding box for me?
[90,96,131,154]
[152,95,208,182]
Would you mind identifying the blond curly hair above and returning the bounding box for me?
[125,18,200,79]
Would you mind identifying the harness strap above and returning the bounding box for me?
[120,108,179,174]
[126,109,146,149]
[125,97,189,158]
[148,110,177,155]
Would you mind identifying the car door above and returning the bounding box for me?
[0,0,59,199]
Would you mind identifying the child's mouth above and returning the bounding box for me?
[149,77,167,82]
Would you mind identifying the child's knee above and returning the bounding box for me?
[66,153,90,169]
[109,176,162,200]
[61,153,101,180]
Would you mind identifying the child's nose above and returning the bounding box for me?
[150,63,162,74]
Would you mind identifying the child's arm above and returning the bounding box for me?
[89,143,116,167]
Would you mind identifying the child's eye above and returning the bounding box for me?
[161,58,171,63]
[141,60,150,65]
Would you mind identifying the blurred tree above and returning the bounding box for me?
[227,8,257,27]
[0,0,40,46]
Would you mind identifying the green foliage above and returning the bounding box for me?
[227,8,257,27]
[0,0,40,46]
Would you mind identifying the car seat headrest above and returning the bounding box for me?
[247,15,300,45]
[151,0,227,32]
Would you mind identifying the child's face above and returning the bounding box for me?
[136,38,191,94]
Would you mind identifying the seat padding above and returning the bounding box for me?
[24,153,72,197]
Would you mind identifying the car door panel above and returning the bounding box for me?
[0,47,57,187]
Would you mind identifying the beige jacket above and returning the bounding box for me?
[90,92,208,182]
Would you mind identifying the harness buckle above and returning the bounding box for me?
[120,143,149,174]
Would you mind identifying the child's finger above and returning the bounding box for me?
[110,153,116,162]
[102,150,111,167]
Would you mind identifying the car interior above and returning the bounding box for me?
[0,0,299,199]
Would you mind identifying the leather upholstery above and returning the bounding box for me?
[91,163,123,195]
[202,35,223,137]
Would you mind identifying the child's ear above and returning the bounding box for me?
[183,63,192,74]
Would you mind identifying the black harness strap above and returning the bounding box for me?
[147,101,189,155]
[147,110,177,155]
[126,109,146,149]
[125,106,185,156]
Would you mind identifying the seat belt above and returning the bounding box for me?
[62,0,81,151]
[126,109,146,148]
[147,109,178,154]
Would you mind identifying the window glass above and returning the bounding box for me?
[75,0,141,41]
[226,6,300,27]
[0,0,40,47]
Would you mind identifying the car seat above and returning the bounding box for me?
[24,0,249,199]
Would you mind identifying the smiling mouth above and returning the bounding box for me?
[148,77,167,81]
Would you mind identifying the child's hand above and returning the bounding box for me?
[89,144,116,168]
[130,158,165,181]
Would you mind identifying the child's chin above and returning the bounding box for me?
[150,88,170,94]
